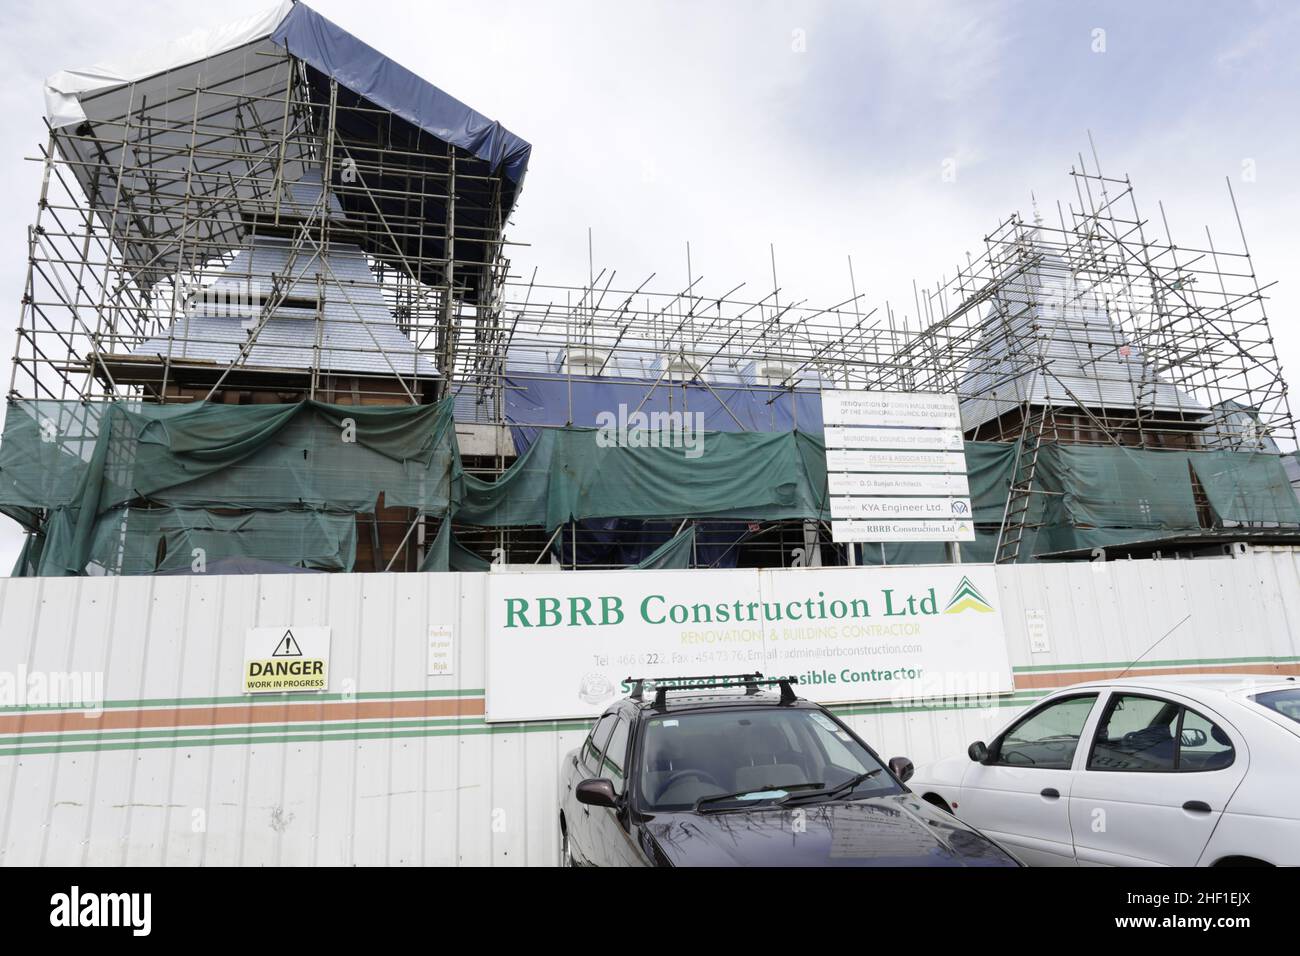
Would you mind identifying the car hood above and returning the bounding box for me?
[641,793,1020,867]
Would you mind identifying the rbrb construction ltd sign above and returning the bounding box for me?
[486,566,1012,721]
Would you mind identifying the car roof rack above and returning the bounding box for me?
[625,673,801,709]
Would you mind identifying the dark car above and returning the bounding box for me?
[558,674,1022,867]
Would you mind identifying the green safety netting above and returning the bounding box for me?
[632,525,696,570]
[963,442,1017,523]
[855,529,1001,567]
[1023,444,1300,559]
[0,398,458,576]
[5,398,1298,575]
[456,427,831,530]
[1190,450,1300,524]
[1034,445,1300,531]
[89,507,357,574]
[420,518,493,572]
[1035,444,1202,530]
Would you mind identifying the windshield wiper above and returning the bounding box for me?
[695,781,824,813]
[783,768,883,805]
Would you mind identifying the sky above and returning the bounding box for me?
[0,0,1298,572]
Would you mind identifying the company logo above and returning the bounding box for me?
[577,672,615,705]
[943,575,994,614]
[50,886,151,936]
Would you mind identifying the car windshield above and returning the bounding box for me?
[637,707,900,811]
[1251,688,1300,724]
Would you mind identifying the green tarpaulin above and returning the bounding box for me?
[85,507,358,574]
[1035,444,1202,530]
[457,427,830,530]
[420,518,493,572]
[5,398,1298,575]
[0,398,457,576]
[964,442,1017,524]
[1190,450,1300,525]
[632,525,696,569]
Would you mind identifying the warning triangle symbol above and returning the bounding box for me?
[272,630,304,657]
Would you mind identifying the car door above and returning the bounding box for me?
[1069,690,1248,866]
[566,712,617,864]
[588,711,647,866]
[958,693,1101,866]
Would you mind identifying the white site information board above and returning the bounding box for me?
[821,389,974,543]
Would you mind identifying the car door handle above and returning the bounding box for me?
[1182,800,1212,813]
[1040,788,1060,799]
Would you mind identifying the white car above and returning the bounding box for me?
[909,674,1300,866]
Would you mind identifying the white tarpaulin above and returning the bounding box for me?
[44,1,294,128]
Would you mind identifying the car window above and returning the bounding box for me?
[637,707,898,811]
[1088,694,1235,773]
[1251,688,1300,723]
[601,716,632,795]
[1089,694,1179,771]
[1175,707,1235,772]
[582,714,617,774]
[808,715,871,773]
[994,694,1098,769]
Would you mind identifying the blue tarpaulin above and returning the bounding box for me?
[503,373,825,452]
[271,4,531,186]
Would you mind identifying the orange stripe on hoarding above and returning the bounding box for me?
[0,696,485,736]
[1014,662,1300,690]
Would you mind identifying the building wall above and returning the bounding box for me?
[1,552,1297,866]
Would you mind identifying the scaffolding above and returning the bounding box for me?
[15,24,522,411]
[862,144,1296,561]
[879,152,1293,452]
[5,5,1296,573]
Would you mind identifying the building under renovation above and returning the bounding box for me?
[2,2,1298,577]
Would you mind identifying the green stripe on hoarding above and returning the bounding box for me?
[4,651,1288,716]
[1,691,1046,750]
[4,650,1282,756]
[0,687,487,714]
[830,693,1042,719]
[1012,655,1300,673]
[7,650,1284,716]
[0,693,1048,758]
[0,719,595,758]
[0,715,492,748]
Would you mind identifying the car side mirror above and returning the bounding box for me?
[888,756,914,783]
[967,740,989,763]
[575,778,618,808]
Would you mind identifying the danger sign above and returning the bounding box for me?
[243,626,331,694]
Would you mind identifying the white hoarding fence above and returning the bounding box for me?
[1,552,1298,865]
